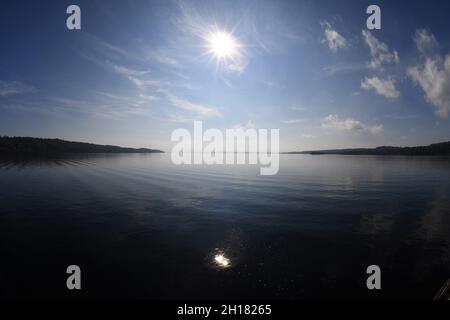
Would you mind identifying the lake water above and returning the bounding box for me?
[0,153,449,299]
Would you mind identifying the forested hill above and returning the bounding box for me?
[287,141,450,155]
[0,137,164,155]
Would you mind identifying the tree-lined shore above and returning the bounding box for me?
[0,137,164,155]
[286,141,450,155]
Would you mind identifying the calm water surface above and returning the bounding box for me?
[0,153,449,299]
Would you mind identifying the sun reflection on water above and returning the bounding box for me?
[214,253,230,268]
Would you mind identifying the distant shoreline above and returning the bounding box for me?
[2,136,450,157]
[0,136,164,155]
[285,141,450,156]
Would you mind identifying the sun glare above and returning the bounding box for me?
[206,30,240,61]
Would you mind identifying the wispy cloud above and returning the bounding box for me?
[384,113,418,120]
[322,114,384,134]
[113,65,150,77]
[282,118,309,124]
[227,60,248,75]
[78,34,174,92]
[168,94,222,118]
[321,22,347,52]
[280,32,304,43]
[413,29,438,56]
[323,62,367,76]
[78,33,138,64]
[0,80,36,97]
[165,113,199,123]
[362,30,399,69]
[360,31,400,100]
[112,63,169,90]
[78,31,213,130]
[261,80,284,88]
[232,120,256,130]
[408,29,450,118]
[289,105,308,111]
[51,90,155,119]
[361,77,400,98]
[145,48,180,67]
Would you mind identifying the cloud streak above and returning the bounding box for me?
[282,118,309,124]
[361,77,400,98]
[0,80,36,97]
[322,114,384,134]
[168,94,222,118]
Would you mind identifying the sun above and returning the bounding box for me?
[207,31,238,59]
[205,30,241,62]
[201,26,246,73]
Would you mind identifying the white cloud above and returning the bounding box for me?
[408,29,450,118]
[282,118,309,124]
[322,114,384,134]
[321,22,347,52]
[113,65,149,77]
[409,56,450,118]
[232,120,256,130]
[0,80,36,97]
[139,93,159,102]
[361,77,400,98]
[168,95,221,118]
[362,30,399,69]
[413,29,438,56]
[127,77,168,89]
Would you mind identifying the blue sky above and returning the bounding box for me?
[1,0,450,151]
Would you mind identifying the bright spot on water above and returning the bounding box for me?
[214,254,230,268]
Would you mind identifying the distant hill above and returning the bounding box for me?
[286,141,450,156]
[0,137,164,155]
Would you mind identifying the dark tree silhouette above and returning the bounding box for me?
[287,141,450,155]
[0,137,164,155]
